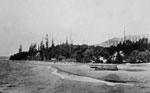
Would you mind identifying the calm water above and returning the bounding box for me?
[0,56,9,60]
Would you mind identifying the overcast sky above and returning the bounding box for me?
[0,0,150,56]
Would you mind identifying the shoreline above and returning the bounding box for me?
[50,66,134,86]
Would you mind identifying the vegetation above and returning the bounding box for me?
[10,52,29,60]
[10,35,150,64]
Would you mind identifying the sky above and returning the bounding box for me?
[0,0,150,56]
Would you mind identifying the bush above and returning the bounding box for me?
[106,51,124,64]
[127,50,150,63]
[10,52,29,60]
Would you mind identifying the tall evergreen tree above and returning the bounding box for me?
[19,44,22,53]
[45,34,49,49]
[51,38,55,48]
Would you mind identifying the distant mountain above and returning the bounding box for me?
[97,37,120,47]
[97,34,150,47]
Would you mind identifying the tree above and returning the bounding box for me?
[10,52,29,60]
[19,44,22,53]
[83,47,94,62]
[45,34,49,49]
[106,51,124,64]
[28,43,37,59]
[127,50,150,63]
[51,38,55,48]
[40,40,45,60]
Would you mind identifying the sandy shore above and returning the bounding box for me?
[0,60,150,93]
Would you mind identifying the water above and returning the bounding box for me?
[0,56,9,60]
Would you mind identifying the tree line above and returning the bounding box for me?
[10,35,150,64]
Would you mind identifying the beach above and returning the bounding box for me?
[0,60,150,93]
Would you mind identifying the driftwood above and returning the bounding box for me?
[90,64,118,71]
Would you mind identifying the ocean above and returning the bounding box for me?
[0,56,9,60]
